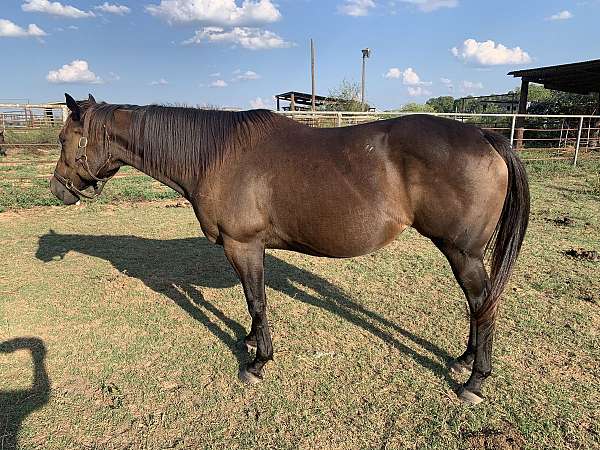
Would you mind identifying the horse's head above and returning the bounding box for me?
[0,337,47,357]
[50,93,119,205]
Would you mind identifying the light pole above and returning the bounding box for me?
[311,39,316,111]
[361,48,371,111]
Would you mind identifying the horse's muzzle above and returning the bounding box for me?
[50,176,80,205]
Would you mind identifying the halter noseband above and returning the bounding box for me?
[53,123,113,200]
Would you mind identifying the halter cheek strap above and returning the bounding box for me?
[54,119,113,200]
[75,130,112,184]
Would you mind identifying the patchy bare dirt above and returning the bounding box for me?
[164,200,191,208]
[579,289,597,305]
[564,248,600,261]
[547,215,576,226]
[462,423,526,450]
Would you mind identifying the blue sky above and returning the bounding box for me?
[1,0,598,109]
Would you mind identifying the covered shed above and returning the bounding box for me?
[274,91,336,111]
[508,59,600,115]
[508,59,600,149]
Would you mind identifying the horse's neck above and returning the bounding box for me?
[117,148,189,197]
[110,111,191,197]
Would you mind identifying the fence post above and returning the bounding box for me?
[337,112,342,127]
[509,115,517,148]
[573,116,584,166]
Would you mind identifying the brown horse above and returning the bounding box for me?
[50,94,529,404]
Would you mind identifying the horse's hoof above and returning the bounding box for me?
[458,387,484,405]
[238,368,262,385]
[449,360,472,375]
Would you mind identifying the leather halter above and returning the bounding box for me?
[53,119,113,200]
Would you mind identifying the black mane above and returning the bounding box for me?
[83,103,278,179]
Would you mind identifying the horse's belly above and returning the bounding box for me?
[272,210,407,258]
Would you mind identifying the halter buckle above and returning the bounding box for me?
[78,137,88,148]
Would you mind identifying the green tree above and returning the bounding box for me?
[397,103,436,113]
[322,79,368,112]
[425,96,455,113]
[513,83,597,114]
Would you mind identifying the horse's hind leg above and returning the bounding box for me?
[223,238,273,384]
[436,242,493,404]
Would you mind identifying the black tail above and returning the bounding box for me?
[477,130,530,327]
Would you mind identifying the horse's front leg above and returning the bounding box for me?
[223,238,273,384]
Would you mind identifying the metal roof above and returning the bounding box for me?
[274,91,336,105]
[508,59,600,95]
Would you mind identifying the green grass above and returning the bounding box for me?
[2,127,62,145]
[0,159,599,449]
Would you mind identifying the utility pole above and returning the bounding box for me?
[311,39,316,111]
[361,48,371,111]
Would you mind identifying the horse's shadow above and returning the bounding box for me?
[0,337,50,450]
[35,231,458,388]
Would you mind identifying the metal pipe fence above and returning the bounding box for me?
[1,106,599,168]
[0,103,68,132]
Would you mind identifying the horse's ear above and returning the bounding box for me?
[88,93,96,104]
[65,93,81,121]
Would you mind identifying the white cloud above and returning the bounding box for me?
[440,77,454,91]
[384,68,402,79]
[385,67,431,86]
[462,80,483,90]
[407,86,431,97]
[338,0,376,16]
[234,70,260,81]
[209,72,221,77]
[210,79,228,88]
[183,26,292,50]
[46,60,103,84]
[250,97,270,108]
[451,39,532,65]
[399,0,458,12]
[402,67,431,86]
[146,0,281,25]
[22,0,95,18]
[460,80,483,94]
[548,10,573,20]
[385,67,432,97]
[149,78,169,86]
[95,2,131,15]
[0,19,47,37]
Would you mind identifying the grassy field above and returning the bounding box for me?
[0,159,599,449]
[0,145,179,212]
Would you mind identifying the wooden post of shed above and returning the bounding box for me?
[592,92,600,148]
[515,78,529,149]
[276,96,280,111]
[290,92,296,112]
